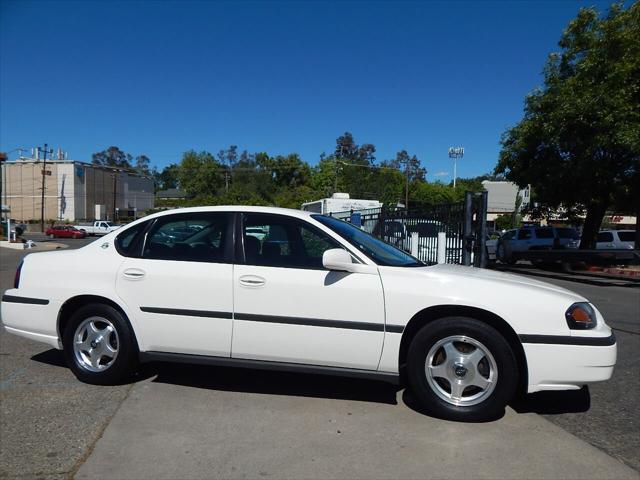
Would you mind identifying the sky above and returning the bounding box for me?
[0,0,618,180]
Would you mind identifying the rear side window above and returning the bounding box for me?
[115,220,150,257]
[535,228,554,239]
[597,232,614,242]
[142,212,230,263]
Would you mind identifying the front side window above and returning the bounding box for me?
[142,213,230,262]
[242,213,340,269]
[535,228,555,239]
[556,228,579,240]
[517,229,532,240]
[618,232,635,242]
[313,215,423,267]
[597,232,614,243]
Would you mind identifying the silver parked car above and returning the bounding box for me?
[497,226,580,263]
[596,230,636,249]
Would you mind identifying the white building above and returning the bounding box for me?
[1,157,154,222]
[481,180,530,225]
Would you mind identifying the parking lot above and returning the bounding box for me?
[1,237,639,479]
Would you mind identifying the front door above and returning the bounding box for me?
[115,211,234,357]
[232,213,385,370]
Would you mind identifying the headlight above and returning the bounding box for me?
[565,302,597,330]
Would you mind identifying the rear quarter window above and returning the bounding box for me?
[115,220,150,257]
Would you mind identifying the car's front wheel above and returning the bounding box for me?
[407,317,518,422]
[63,303,138,385]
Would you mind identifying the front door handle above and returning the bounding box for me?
[239,275,266,287]
[123,268,146,280]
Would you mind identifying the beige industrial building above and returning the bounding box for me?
[1,157,154,222]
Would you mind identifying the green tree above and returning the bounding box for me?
[154,163,180,191]
[496,3,640,248]
[134,155,151,175]
[177,150,225,197]
[92,146,132,169]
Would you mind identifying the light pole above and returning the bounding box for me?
[448,147,464,188]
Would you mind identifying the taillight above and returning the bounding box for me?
[14,260,23,288]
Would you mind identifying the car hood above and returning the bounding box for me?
[414,263,584,300]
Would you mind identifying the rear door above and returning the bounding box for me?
[232,213,385,370]
[115,212,234,357]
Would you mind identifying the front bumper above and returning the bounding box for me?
[523,335,616,393]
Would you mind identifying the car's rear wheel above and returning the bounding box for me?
[48,233,55,239]
[63,304,137,385]
[406,316,518,422]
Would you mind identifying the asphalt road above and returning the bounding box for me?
[1,237,638,478]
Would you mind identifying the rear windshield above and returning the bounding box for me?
[556,228,580,240]
[535,228,555,239]
[618,232,635,242]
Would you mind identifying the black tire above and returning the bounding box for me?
[63,303,138,385]
[406,316,518,422]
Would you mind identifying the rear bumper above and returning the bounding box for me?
[523,335,616,393]
[1,291,62,349]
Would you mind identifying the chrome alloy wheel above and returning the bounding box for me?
[425,335,498,406]
[73,316,119,372]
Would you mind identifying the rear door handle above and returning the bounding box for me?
[123,268,146,280]
[239,275,266,287]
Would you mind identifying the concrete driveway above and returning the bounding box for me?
[74,366,637,480]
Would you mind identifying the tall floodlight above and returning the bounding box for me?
[448,147,464,188]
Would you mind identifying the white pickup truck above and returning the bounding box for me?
[73,221,121,236]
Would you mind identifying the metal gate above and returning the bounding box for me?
[330,191,488,267]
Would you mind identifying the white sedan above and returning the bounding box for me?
[1,206,616,421]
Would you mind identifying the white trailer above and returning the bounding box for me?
[301,193,382,215]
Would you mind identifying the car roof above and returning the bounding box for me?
[141,205,316,222]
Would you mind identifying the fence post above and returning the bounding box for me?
[410,232,419,257]
[462,192,473,266]
[437,232,447,264]
[475,191,488,268]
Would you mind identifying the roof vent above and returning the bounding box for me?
[331,193,350,199]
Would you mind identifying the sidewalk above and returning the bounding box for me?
[76,376,639,480]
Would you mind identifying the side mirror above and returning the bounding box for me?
[322,249,378,275]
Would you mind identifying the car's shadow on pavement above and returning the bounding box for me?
[146,361,401,405]
[510,387,591,415]
[32,349,590,416]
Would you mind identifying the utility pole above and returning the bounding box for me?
[334,145,344,195]
[405,155,410,211]
[448,147,464,188]
[112,171,118,222]
[37,143,53,232]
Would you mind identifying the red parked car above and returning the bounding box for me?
[45,225,87,239]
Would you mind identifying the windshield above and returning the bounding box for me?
[313,215,423,267]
